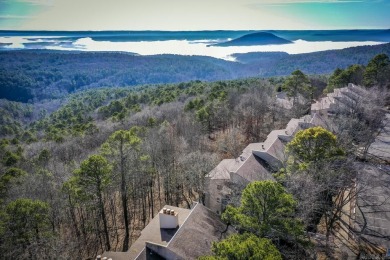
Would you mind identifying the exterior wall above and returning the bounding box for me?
[204,178,230,214]
[230,172,250,188]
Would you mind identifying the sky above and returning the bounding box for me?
[0,0,389,31]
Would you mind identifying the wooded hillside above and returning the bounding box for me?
[0,53,389,259]
[1,43,389,102]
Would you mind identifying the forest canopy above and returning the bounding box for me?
[0,42,389,102]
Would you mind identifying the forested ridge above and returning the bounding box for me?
[1,42,389,102]
[0,51,242,102]
[0,52,389,259]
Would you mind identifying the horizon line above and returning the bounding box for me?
[0,28,389,32]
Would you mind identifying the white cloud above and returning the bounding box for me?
[1,36,383,59]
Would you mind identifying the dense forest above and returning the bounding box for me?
[0,50,389,259]
[0,76,297,258]
[0,42,389,102]
[0,52,242,102]
[233,42,390,76]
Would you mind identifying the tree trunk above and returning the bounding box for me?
[120,141,130,251]
[97,179,110,251]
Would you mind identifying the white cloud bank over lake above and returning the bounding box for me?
[0,36,385,61]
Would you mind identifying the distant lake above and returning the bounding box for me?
[0,30,389,60]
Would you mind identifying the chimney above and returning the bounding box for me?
[159,207,179,229]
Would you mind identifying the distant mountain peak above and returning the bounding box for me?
[212,32,292,47]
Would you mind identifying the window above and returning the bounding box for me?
[217,185,222,190]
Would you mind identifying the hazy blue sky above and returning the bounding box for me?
[0,0,389,30]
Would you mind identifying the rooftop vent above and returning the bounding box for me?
[159,207,179,229]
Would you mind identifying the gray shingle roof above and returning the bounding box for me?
[206,159,240,180]
[102,205,191,260]
[166,203,233,259]
[235,154,274,182]
[103,203,233,260]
